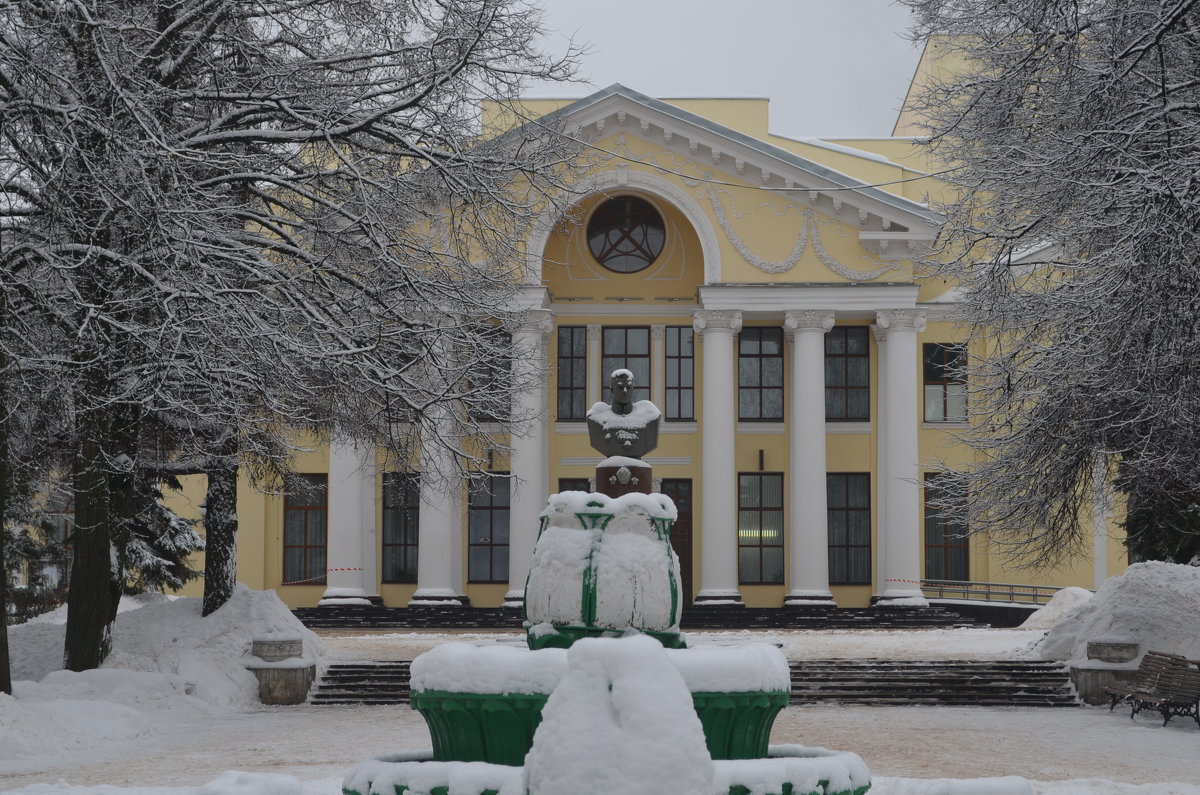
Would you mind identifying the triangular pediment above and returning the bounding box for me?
[538,84,942,260]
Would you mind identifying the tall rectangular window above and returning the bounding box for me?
[827,473,872,585]
[738,327,784,421]
[557,326,588,421]
[924,474,969,581]
[283,474,327,585]
[468,475,510,583]
[665,326,695,421]
[924,343,967,422]
[738,472,784,584]
[602,327,650,402]
[382,472,419,583]
[825,326,870,421]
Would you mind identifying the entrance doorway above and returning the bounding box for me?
[660,479,693,606]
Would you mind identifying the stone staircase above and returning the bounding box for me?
[310,661,413,705]
[679,605,977,630]
[788,660,1077,707]
[294,604,977,631]
[307,658,1075,707]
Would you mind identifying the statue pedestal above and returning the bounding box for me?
[596,456,652,498]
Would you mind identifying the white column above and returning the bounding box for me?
[693,309,743,604]
[586,324,602,408]
[875,309,928,606]
[871,324,889,593]
[321,437,376,604]
[506,310,554,606]
[410,410,462,605]
[784,310,836,606]
[651,324,666,411]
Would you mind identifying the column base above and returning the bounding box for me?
[408,589,469,608]
[318,587,380,607]
[872,586,930,608]
[693,590,744,607]
[783,591,836,607]
[501,590,525,610]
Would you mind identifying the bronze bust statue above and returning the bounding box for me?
[586,370,660,460]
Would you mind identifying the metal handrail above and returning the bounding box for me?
[920,579,1069,606]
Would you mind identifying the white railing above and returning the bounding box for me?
[921,579,1068,606]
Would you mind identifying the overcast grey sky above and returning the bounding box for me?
[525,1,922,139]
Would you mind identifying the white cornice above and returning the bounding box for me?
[552,303,697,318]
[698,283,920,319]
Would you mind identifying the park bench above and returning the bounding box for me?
[1104,650,1200,728]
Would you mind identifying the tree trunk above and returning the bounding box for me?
[0,291,12,695]
[202,437,239,617]
[64,411,116,671]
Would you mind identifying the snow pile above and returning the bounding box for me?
[1019,586,1093,630]
[2,585,325,763]
[408,640,789,696]
[523,635,715,795]
[586,398,661,430]
[195,770,304,795]
[664,643,790,693]
[411,643,567,695]
[1037,562,1200,663]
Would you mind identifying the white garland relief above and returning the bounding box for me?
[705,184,897,280]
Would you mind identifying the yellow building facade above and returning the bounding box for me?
[183,83,1126,611]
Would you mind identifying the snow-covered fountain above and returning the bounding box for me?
[343,371,871,795]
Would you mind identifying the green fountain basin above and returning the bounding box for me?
[411,687,788,764]
[410,690,549,767]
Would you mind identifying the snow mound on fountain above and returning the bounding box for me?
[1037,562,1200,663]
[524,634,715,795]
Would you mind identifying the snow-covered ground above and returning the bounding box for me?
[2,566,1200,794]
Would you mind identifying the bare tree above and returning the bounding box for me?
[0,0,581,671]
[901,1,1200,566]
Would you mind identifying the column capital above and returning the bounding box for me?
[692,309,742,335]
[586,323,602,343]
[784,310,835,336]
[651,324,666,342]
[875,308,927,333]
[518,309,555,337]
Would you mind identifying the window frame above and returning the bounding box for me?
[556,326,588,422]
[923,342,968,423]
[283,474,328,586]
[467,473,511,584]
[586,195,666,274]
[601,326,651,404]
[664,325,695,421]
[924,474,970,581]
[381,472,420,584]
[737,472,785,585]
[824,326,870,421]
[738,327,785,422]
[827,472,872,586]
